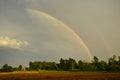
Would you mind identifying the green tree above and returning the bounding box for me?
[18,65,22,71]
[92,56,99,70]
[99,61,107,71]
[29,62,41,70]
[78,60,83,70]
[108,55,117,65]
[82,61,91,71]
[60,58,65,70]
[118,56,120,70]
[107,55,119,71]
[0,64,13,72]
[68,58,77,71]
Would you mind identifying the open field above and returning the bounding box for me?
[0,71,120,80]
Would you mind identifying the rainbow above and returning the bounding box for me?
[27,8,94,60]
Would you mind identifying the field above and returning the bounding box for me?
[0,71,120,80]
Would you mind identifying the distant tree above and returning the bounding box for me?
[13,67,18,71]
[68,58,77,71]
[82,61,92,71]
[78,60,83,71]
[50,62,58,70]
[118,56,120,64]
[29,61,59,71]
[41,61,46,70]
[29,61,42,70]
[25,67,29,71]
[59,58,77,71]
[99,61,107,71]
[92,56,99,70]
[1,55,120,72]
[92,56,99,64]
[18,65,22,71]
[118,56,120,70]
[29,62,33,70]
[107,55,119,71]
[108,55,117,65]
[78,61,97,71]
[0,64,13,72]
[60,58,65,70]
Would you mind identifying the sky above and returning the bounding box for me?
[0,0,120,67]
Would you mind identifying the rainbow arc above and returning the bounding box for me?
[27,8,93,60]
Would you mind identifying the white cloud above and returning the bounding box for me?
[0,36,29,50]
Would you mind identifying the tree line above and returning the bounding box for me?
[0,55,120,72]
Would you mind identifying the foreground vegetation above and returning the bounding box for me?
[0,55,120,72]
[0,71,120,80]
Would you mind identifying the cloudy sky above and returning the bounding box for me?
[0,0,120,67]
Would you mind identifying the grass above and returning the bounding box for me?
[0,71,120,80]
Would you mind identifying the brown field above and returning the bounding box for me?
[0,71,120,80]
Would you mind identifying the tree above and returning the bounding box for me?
[93,56,99,63]
[78,60,83,71]
[99,61,107,71]
[108,55,117,65]
[107,55,119,71]
[118,56,120,70]
[118,56,120,65]
[0,64,13,72]
[60,58,65,70]
[81,61,92,71]
[29,61,42,70]
[68,58,77,71]
[18,65,22,71]
[92,56,99,70]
